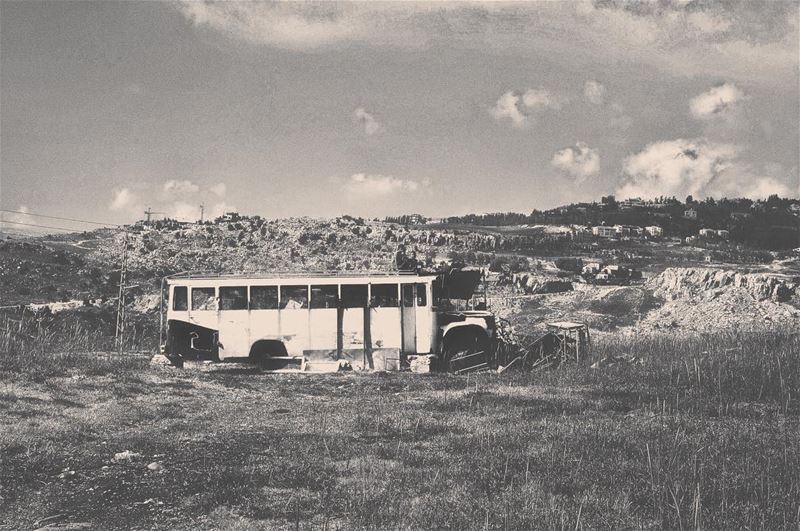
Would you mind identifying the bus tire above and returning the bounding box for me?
[249,340,289,369]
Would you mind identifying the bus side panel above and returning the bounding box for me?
[218,310,250,359]
[280,309,309,357]
[249,310,280,352]
[370,307,401,370]
[305,308,338,361]
[341,307,366,370]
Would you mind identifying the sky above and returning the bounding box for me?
[1,0,798,227]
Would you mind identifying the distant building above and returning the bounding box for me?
[407,214,425,225]
[699,228,716,238]
[730,212,751,221]
[684,208,698,220]
[620,197,645,210]
[613,224,644,237]
[699,228,730,240]
[716,229,730,240]
[645,226,663,238]
[592,225,618,238]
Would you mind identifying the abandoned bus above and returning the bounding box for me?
[161,271,497,372]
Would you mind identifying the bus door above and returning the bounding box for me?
[217,286,250,358]
[340,284,368,370]
[279,285,310,357]
[414,282,434,355]
[308,285,338,363]
[369,283,402,370]
[401,283,417,357]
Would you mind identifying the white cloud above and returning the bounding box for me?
[175,3,798,84]
[209,183,227,197]
[353,107,382,136]
[584,80,606,105]
[490,91,527,128]
[616,138,795,200]
[689,83,746,120]
[491,87,564,128]
[163,179,200,197]
[687,12,732,34]
[177,1,362,50]
[734,177,792,199]
[551,142,600,180]
[342,173,426,197]
[109,188,139,212]
[521,88,565,110]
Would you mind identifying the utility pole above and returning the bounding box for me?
[115,231,128,354]
[200,204,205,223]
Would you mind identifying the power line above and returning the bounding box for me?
[0,209,120,227]
[0,219,80,232]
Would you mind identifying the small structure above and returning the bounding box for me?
[645,225,663,238]
[546,322,591,363]
[684,208,698,220]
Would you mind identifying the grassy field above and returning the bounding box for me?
[1,329,799,530]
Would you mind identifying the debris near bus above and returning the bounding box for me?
[496,321,591,373]
[581,264,642,286]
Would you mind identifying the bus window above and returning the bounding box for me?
[250,286,278,310]
[402,284,414,307]
[191,287,217,311]
[416,283,427,307]
[371,284,399,307]
[172,286,188,311]
[219,286,248,310]
[280,285,308,309]
[341,284,368,308]
[311,285,338,309]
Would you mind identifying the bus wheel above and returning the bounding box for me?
[249,340,288,370]
[442,330,489,372]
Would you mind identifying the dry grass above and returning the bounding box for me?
[0,330,798,529]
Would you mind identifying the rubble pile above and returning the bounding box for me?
[642,267,800,331]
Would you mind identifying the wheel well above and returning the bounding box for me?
[249,340,288,360]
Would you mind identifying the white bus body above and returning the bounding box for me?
[163,273,437,371]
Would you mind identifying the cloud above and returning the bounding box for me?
[689,83,747,120]
[583,80,606,105]
[209,183,227,197]
[175,3,798,84]
[616,138,796,200]
[687,11,732,34]
[353,107,382,136]
[163,179,200,197]
[734,176,792,199]
[551,142,600,180]
[341,173,427,197]
[490,91,527,128]
[491,87,563,128]
[177,1,362,50]
[521,88,565,110]
[109,188,139,212]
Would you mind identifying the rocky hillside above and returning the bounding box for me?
[648,267,799,303]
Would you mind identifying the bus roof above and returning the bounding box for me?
[166,271,437,286]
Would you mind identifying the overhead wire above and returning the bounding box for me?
[0,219,84,232]
[0,209,120,227]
